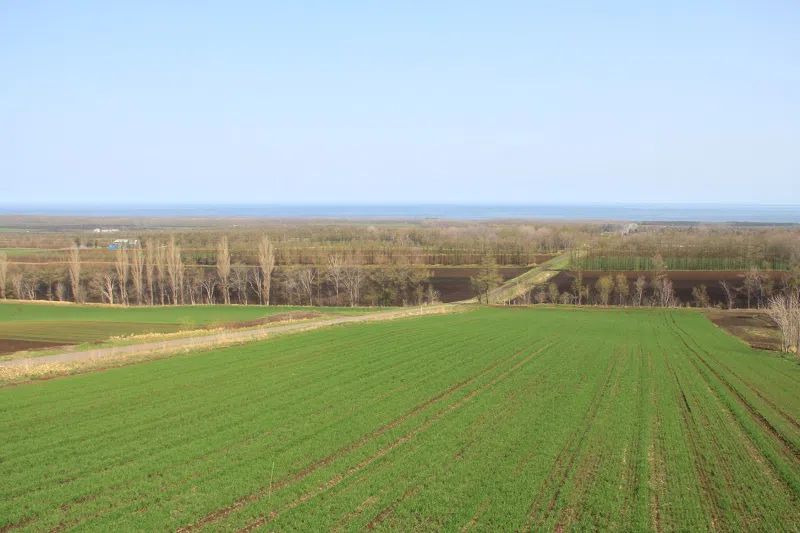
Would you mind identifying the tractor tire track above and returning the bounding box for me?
[522,350,620,531]
[666,315,800,462]
[672,316,800,433]
[177,339,551,532]
[235,342,554,532]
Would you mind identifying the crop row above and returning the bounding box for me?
[0,307,798,530]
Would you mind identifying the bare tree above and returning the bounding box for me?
[471,254,502,304]
[199,274,216,304]
[297,268,317,305]
[425,284,440,305]
[634,275,646,307]
[326,254,344,304]
[570,271,586,306]
[534,288,548,304]
[656,278,676,307]
[548,282,560,304]
[231,266,249,304]
[341,262,364,307]
[91,271,116,304]
[114,247,129,305]
[68,245,82,303]
[257,235,275,305]
[247,267,264,305]
[130,245,145,305]
[155,242,168,305]
[217,236,231,304]
[719,281,736,310]
[692,284,710,308]
[596,275,614,306]
[744,267,765,309]
[10,272,23,299]
[55,281,67,302]
[614,273,629,305]
[144,239,156,305]
[184,267,202,305]
[767,294,799,354]
[166,237,184,305]
[0,252,7,299]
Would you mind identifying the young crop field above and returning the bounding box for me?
[0,302,371,355]
[1,307,799,531]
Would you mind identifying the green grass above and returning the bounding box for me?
[0,302,373,353]
[1,307,799,531]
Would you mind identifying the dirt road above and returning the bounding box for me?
[0,305,457,372]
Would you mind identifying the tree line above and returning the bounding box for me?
[0,236,439,308]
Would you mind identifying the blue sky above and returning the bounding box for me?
[1,2,798,205]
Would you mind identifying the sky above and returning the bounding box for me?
[1,1,798,205]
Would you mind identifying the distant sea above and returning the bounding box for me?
[0,204,798,224]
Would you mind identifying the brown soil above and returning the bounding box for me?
[552,270,785,308]
[218,311,323,329]
[0,338,70,356]
[431,267,528,302]
[706,310,782,351]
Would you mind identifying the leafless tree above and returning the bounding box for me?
[596,275,614,306]
[767,294,799,354]
[91,271,116,304]
[55,281,67,302]
[155,242,168,305]
[10,272,24,299]
[68,245,82,303]
[548,282,560,304]
[0,252,7,299]
[278,269,300,305]
[472,254,502,304]
[166,237,184,305]
[217,236,231,304]
[114,247,129,305]
[297,268,317,305]
[744,267,765,308]
[199,274,216,304]
[326,254,344,304]
[257,235,275,305]
[656,278,676,307]
[692,284,710,308]
[248,267,264,305]
[341,257,365,307]
[426,284,440,305]
[184,267,202,305]
[534,288,548,304]
[614,273,629,305]
[719,281,736,310]
[634,276,646,307]
[571,271,586,306]
[130,245,144,305]
[231,266,249,304]
[144,239,156,305]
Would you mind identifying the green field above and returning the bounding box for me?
[1,307,799,531]
[0,302,371,355]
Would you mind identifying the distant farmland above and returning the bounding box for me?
[1,307,798,531]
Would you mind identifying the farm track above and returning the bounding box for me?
[2,307,800,531]
[0,305,457,375]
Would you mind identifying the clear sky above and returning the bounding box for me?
[1,2,798,205]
